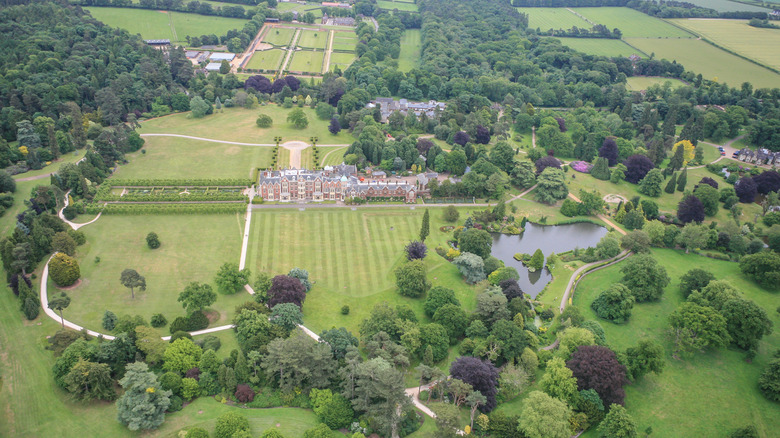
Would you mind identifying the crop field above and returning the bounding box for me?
[138,106,351,145]
[575,7,694,38]
[263,27,296,46]
[246,207,480,334]
[288,50,324,73]
[679,0,771,12]
[398,29,422,72]
[114,136,272,179]
[574,249,780,437]
[296,29,328,49]
[328,52,356,71]
[86,8,247,43]
[376,0,419,11]
[626,76,688,91]
[555,37,639,57]
[245,49,285,71]
[64,214,248,332]
[627,37,780,89]
[516,7,590,30]
[670,19,780,71]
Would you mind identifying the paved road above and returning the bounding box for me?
[283,141,309,169]
[58,190,102,230]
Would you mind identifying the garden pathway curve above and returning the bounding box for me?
[58,191,103,230]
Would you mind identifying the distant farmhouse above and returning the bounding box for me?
[257,167,417,203]
[735,148,780,167]
[367,98,446,123]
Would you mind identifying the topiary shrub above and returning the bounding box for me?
[341,305,350,315]
[187,311,209,331]
[150,313,168,328]
[214,411,250,438]
[170,331,192,342]
[167,395,183,412]
[146,232,161,249]
[235,384,255,403]
[49,253,80,287]
[169,316,189,334]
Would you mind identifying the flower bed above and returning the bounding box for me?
[570,161,592,173]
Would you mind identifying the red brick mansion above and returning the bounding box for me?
[257,167,417,203]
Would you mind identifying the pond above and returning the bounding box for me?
[490,222,608,298]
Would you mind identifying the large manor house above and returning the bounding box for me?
[257,166,417,203]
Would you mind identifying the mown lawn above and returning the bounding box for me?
[138,106,353,145]
[555,37,639,58]
[573,249,780,437]
[263,27,296,46]
[64,214,250,332]
[115,135,272,180]
[12,149,87,181]
[246,207,482,335]
[246,49,285,71]
[288,50,325,74]
[318,146,348,166]
[516,7,590,30]
[296,29,328,49]
[625,76,687,91]
[398,29,422,72]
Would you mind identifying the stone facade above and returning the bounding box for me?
[257,168,416,203]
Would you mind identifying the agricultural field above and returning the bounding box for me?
[263,27,296,46]
[670,19,780,71]
[245,207,481,334]
[575,7,694,38]
[296,29,328,49]
[627,37,780,89]
[626,76,688,91]
[376,0,419,11]
[516,7,590,30]
[398,29,422,72]
[288,50,324,73]
[113,136,272,180]
[573,249,780,437]
[138,106,352,145]
[64,214,248,332]
[85,8,247,43]
[680,0,771,12]
[555,37,639,57]
[328,52,356,71]
[245,48,285,71]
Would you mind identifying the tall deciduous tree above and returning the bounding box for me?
[517,391,572,438]
[120,269,146,299]
[177,282,217,314]
[721,299,773,351]
[450,356,499,412]
[739,251,780,290]
[668,302,730,357]
[591,283,635,324]
[350,357,410,438]
[619,254,669,302]
[64,359,116,401]
[394,260,430,298]
[267,275,307,308]
[623,340,665,381]
[539,356,578,403]
[214,263,250,295]
[598,404,638,438]
[270,302,304,331]
[566,345,628,406]
[458,228,492,259]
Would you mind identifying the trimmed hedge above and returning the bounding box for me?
[106,178,250,187]
[95,192,247,202]
[85,203,246,215]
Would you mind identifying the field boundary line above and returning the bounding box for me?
[620,39,650,57]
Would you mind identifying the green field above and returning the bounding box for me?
[398,29,422,72]
[288,50,324,73]
[627,37,780,89]
[114,136,272,180]
[573,249,780,437]
[245,207,481,334]
[670,19,780,71]
[263,27,296,46]
[575,7,694,38]
[626,76,688,91]
[319,146,348,166]
[64,214,248,332]
[246,49,285,71]
[297,29,328,49]
[138,106,352,145]
[276,2,324,18]
[555,37,639,57]
[376,0,419,11]
[681,0,771,12]
[86,8,247,43]
[516,7,590,30]
[328,52,356,71]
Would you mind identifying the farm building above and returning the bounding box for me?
[186,51,211,64]
[257,168,416,203]
[367,98,446,123]
[205,62,222,72]
[322,14,356,26]
[144,39,171,46]
[209,52,236,62]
